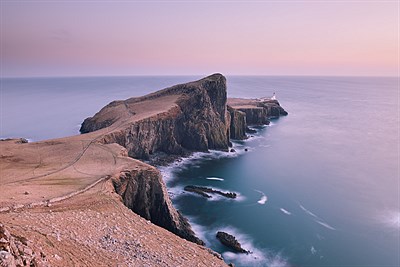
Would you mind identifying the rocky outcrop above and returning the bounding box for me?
[257,99,288,117]
[79,74,233,245]
[227,106,247,140]
[227,98,288,130]
[0,224,48,267]
[236,107,269,125]
[216,231,249,254]
[80,74,230,160]
[78,75,288,249]
[184,185,237,199]
[112,166,204,245]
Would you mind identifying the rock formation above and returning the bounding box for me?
[0,74,287,266]
[80,73,230,160]
[78,74,235,245]
[112,166,204,245]
[216,231,249,254]
[227,97,288,140]
[0,224,48,267]
[227,106,247,140]
[78,75,288,246]
[184,185,237,199]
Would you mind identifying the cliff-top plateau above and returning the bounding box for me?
[0,74,287,266]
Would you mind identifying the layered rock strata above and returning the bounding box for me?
[227,98,288,140]
[0,74,287,266]
[112,166,204,245]
[80,74,230,159]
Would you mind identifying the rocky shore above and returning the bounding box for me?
[0,74,287,266]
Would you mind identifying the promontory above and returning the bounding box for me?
[0,74,287,266]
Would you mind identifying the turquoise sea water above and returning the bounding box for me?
[1,76,398,266]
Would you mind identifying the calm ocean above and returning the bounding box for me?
[1,76,398,266]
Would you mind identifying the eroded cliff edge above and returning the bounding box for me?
[0,74,288,266]
[80,73,230,159]
[79,74,288,246]
[79,74,233,245]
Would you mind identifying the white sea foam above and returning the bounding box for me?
[280,208,291,215]
[254,190,268,205]
[259,144,271,148]
[258,196,268,205]
[299,204,320,219]
[315,220,336,230]
[311,246,317,255]
[299,204,336,230]
[217,226,289,267]
[206,177,224,181]
[380,210,400,230]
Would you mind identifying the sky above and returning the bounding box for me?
[1,1,398,77]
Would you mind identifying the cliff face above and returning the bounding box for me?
[112,165,204,245]
[78,75,288,247]
[80,74,230,160]
[79,74,231,245]
[227,106,247,140]
[236,107,269,125]
[227,98,288,140]
[258,99,289,118]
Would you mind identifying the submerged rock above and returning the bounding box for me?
[184,185,237,199]
[216,231,249,254]
[246,127,257,134]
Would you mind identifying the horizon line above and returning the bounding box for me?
[1,73,398,79]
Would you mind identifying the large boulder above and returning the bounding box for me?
[216,231,249,254]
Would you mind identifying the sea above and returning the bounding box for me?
[1,75,398,267]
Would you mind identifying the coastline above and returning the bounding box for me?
[0,74,287,266]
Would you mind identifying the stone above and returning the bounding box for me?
[80,74,230,159]
[216,231,248,254]
[246,127,257,134]
[227,106,247,140]
[0,251,16,267]
[184,185,236,199]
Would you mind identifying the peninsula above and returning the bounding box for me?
[0,74,287,266]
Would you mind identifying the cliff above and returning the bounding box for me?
[0,74,287,266]
[227,97,288,140]
[227,106,247,140]
[0,136,227,266]
[0,74,233,266]
[78,74,233,244]
[112,165,203,245]
[80,73,230,159]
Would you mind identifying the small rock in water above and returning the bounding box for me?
[216,231,249,254]
[244,148,248,152]
[230,148,236,153]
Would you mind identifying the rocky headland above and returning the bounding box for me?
[0,74,287,266]
[227,97,288,140]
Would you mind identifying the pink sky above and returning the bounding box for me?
[1,1,398,77]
